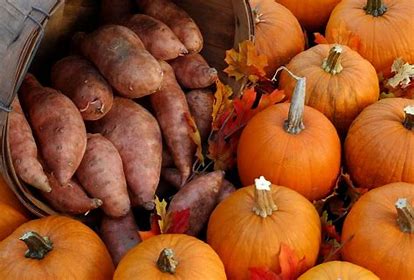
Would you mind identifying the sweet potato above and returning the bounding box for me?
[125,14,187,60]
[170,54,217,89]
[79,25,163,98]
[19,74,87,186]
[100,211,141,265]
[137,0,203,53]
[100,0,133,24]
[217,179,236,203]
[8,98,50,192]
[168,170,224,236]
[90,97,162,210]
[51,56,113,121]
[161,148,174,168]
[150,61,194,185]
[41,173,102,215]
[186,89,214,142]
[76,134,130,218]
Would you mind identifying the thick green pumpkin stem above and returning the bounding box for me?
[322,45,344,75]
[253,176,278,218]
[19,231,53,259]
[403,106,414,130]
[396,198,414,233]
[157,248,178,274]
[364,0,387,17]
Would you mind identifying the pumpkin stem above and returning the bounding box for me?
[252,176,277,218]
[364,0,387,17]
[395,198,414,233]
[252,8,265,24]
[157,248,178,274]
[322,45,344,75]
[19,231,53,259]
[403,106,414,130]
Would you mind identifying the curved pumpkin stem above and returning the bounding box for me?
[252,176,277,218]
[395,198,414,233]
[364,0,387,17]
[251,6,265,24]
[322,45,344,75]
[157,248,178,274]
[19,231,53,259]
[403,106,414,130]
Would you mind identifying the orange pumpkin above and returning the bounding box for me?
[250,0,305,75]
[342,182,414,279]
[345,98,414,189]
[0,203,27,241]
[207,177,321,280]
[238,69,341,201]
[326,0,414,74]
[298,261,379,279]
[279,44,379,135]
[0,174,28,216]
[276,0,341,31]
[114,234,226,279]
[0,215,114,279]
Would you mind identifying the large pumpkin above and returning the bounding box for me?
[326,0,414,74]
[207,177,321,280]
[114,234,226,279]
[276,0,341,31]
[0,175,28,215]
[279,44,379,135]
[238,69,341,201]
[0,203,27,241]
[0,215,114,279]
[345,98,414,189]
[250,0,305,75]
[342,182,414,279]
[298,261,379,279]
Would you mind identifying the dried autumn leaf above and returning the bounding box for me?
[314,32,329,44]
[138,214,160,241]
[154,196,168,233]
[249,267,280,280]
[184,112,204,166]
[224,40,268,83]
[207,131,237,171]
[315,23,361,52]
[166,208,190,234]
[387,58,414,88]
[211,80,233,131]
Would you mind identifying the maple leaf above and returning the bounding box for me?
[224,40,268,83]
[165,208,190,234]
[154,196,169,233]
[314,23,361,52]
[386,58,414,89]
[211,80,233,131]
[314,32,329,44]
[184,112,204,166]
[138,214,160,241]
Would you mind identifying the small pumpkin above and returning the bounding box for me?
[0,215,114,279]
[238,68,341,201]
[114,234,226,279]
[298,261,379,279]
[279,44,379,135]
[0,203,27,241]
[276,0,341,31]
[342,182,414,279]
[250,0,305,75]
[207,176,321,280]
[0,174,28,215]
[326,0,414,74]
[345,98,414,189]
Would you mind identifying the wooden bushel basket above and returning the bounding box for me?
[0,0,255,217]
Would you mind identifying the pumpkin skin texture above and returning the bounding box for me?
[0,174,28,216]
[326,0,414,74]
[114,234,226,279]
[207,184,321,280]
[0,203,27,241]
[250,0,305,75]
[276,0,341,31]
[0,215,114,280]
[237,104,341,201]
[345,98,414,189]
[279,44,379,136]
[341,182,414,279]
[298,261,379,279]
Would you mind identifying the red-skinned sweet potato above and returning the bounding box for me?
[79,25,163,99]
[137,0,203,53]
[170,54,217,89]
[125,14,187,60]
[186,89,214,142]
[76,134,130,218]
[51,56,113,121]
[8,98,50,192]
[19,74,87,186]
[168,170,224,236]
[150,61,194,185]
[161,148,174,168]
[100,0,134,25]
[90,97,162,210]
[100,211,141,265]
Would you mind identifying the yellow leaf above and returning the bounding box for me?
[154,196,169,233]
[387,58,414,88]
[211,80,233,131]
[184,112,205,166]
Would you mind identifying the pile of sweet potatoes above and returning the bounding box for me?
[9,0,235,266]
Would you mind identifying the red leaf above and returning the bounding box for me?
[166,208,190,234]
[314,32,329,44]
[249,267,281,280]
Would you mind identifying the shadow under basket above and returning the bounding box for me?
[0,0,255,217]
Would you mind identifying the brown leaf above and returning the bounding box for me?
[211,80,233,131]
